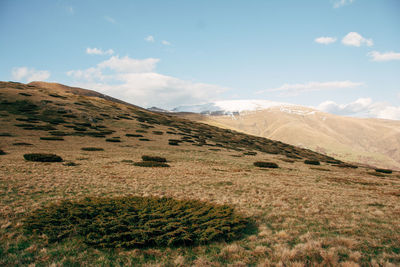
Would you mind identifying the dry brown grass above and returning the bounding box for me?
[1,81,399,266]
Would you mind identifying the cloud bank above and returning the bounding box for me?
[368,51,400,62]
[12,67,50,82]
[67,55,228,109]
[260,81,363,96]
[317,98,400,120]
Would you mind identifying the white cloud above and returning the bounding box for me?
[145,35,155,42]
[259,81,363,96]
[104,16,116,24]
[368,51,400,62]
[317,98,400,120]
[342,32,373,47]
[12,67,50,83]
[161,40,171,46]
[66,55,228,109]
[97,56,159,73]
[86,47,114,56]
[315,36,337,45]
[333,0,355,8]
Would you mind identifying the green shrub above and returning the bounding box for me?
[243,151,257,156]
[304,160,320,165]
[375,168,392,174]
[13,142,33,146]
[135,129,147,133]
[0,133,12,136]
[106,138,121,142]
[152,131,164,135]
[139,138,150,141]
[81,147,104,151]
[0,149,6,155]
[40,136,64,141]
[23,153,63,162]
[49,131,69,136]
[334,163,358,169]
[142,155,167,162]
[126,134,143,137]
[133,161,170,167]
[169,140,179,146]
[23,196,253,248]
[253,161,279,168]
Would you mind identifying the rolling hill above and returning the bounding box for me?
[0,82,399,266]
[174,100,400,170]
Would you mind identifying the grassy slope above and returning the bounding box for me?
[184,107,400,170]
[0,81,399,266]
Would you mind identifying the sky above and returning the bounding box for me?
[1,0,400,119]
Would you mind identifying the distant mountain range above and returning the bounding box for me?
[172,100,400,170]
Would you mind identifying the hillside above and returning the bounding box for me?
[0,81,399,266]
[174,102,400,170]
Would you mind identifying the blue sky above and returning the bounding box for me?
[1,0,399,119]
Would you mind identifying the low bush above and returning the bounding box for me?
[375,168,392,174]
[0,149,6,155]
[0,133,12,136]
[106,138,121,142]
[13,142,33,146]
[142,155,167,162]
[152,131,164,135]
[304,160,320,165]
[81,147,104,151]
[334,163,358,168]
[243,151,257,156]
[169,141,179,146]
[23,153,62,162]
[40,136,64,141]
[253,161,279,168]
[134,161,170,167]
[139,138,150,141]
[49,131,69,136]
[126,134,143,137]
[24,196,253,248]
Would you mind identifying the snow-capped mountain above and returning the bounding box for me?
[172,100,295,114]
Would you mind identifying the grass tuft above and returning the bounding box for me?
[40,136,64,141]
[81,147,104,151]
[23,153,63,162]
[375,168,392,174]
[142,155,167,162]
[304,159,320,165]
[133,161,170,167]
[253,161,279,168]
[23,196,253,248]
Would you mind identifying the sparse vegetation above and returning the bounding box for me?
[126,133,143,137]
[0,149,6,155]
[375,168,392,174]
[23,153,63,162]
[243,151,257,156]
[24,196,252,248]
[304,159,320,165]
[106,138,121,142]
[81,147,104,151]
[141,155,167,162]
[133,161,170,167]
[12,142,33,146]
[40,136,64,141]
[253,161,279,168]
